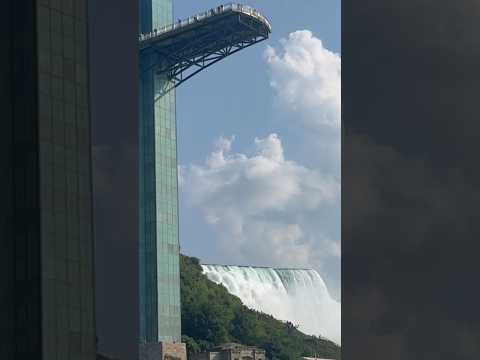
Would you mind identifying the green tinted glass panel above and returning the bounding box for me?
[139,0,181,344]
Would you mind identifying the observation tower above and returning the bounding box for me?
[138,1,271,359]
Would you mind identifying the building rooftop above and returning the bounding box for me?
[211,343,265,352]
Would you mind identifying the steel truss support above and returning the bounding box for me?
[140,10,271,96]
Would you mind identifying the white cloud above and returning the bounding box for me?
[265,30,341,130]
[180,30,341,305]
[180,134,340,270]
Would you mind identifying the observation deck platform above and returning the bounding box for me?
[139,3,272,89]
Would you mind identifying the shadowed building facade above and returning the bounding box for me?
[138,2,271,359]
[1,0,96,359]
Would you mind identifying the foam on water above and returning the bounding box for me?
[201,264,341,344]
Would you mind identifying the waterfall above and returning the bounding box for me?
[201,264,340,345]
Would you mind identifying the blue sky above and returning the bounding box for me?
[174,1,341,300]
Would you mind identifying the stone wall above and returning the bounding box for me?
[140,342,187,360]
[190,344,266,360]
[161,342,187,360]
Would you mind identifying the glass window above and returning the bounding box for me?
[62,14,74,36]
[75,20,87,44]
[39,50,51,74]
[63,37,75,61]
[75,0,87,21]
[51,10,62,34]
[63,0,74,16]
[64,80,75,104]
[50,0,62,11]
[52,55,63,77]
[52,76,63,99]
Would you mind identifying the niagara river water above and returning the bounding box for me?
[201,264,340,345]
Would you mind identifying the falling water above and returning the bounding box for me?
[201,264,341,345]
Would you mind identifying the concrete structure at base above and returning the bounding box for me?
[140,342,187,360]
[138,1,271,359]
[190,343,266,360]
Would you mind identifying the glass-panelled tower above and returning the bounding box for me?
[139,0,181,345]
[138,1,271,357]
[1,0,96,359]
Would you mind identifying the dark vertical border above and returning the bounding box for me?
[343,0,480,358]
[0,0,15,356]
[10,0,42,357]
[89,0,140,358]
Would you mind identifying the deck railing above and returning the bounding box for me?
[139,3,271,42]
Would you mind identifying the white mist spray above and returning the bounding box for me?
[201,265,340,345]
